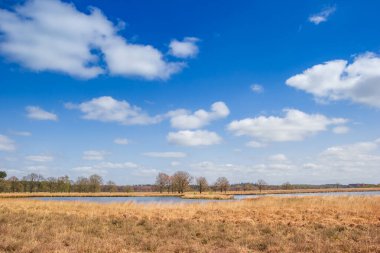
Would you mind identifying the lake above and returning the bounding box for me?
[31,191,380,203]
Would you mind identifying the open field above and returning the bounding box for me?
[1,187,380,199]
[0,196,379,252]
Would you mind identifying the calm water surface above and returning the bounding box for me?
[32,191,380,203]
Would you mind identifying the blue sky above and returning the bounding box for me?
[1,0,380,185]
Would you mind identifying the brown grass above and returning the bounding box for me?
[1,196,380,252]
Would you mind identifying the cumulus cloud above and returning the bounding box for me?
[25,154,54,162]
[168,101,229,129]
[167,130,222,146]
[26,106,58,121]
[113,138,129,145]
[0,0,186,79]
[169,37,199,58]
[66,96,161,125]
[0,135,16,151]
[228,109,347,142]
[82,150,108,161]
[286,53,380,108]
[250,84,264,93]
[309,6,336,25]
[143,152,187,158]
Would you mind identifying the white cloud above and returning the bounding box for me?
[26,106,58,121]
[0,135,16,151]
[94,162,138,169]
[333,126,350,134]
[317,140,380,174]
[168,101,229,129]
[228,109,347,142]
[143,152,187,158]
[250,84,264,93]
[169,37,199,58]
[309,6,336,25]
[25,154,54,162]
[72,161,139,175]
[246,141,266,148]
[113,138,129,145]
[167,130,222,146]
[66,96,161,125]
[10,131,32,136]
[269,154,287,161]
[171,161,180,167]
[82,150,108,161]
[286,53,380,108]
[0,0,186,79]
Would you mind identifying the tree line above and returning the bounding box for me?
[1,170,377,193]
[0,171,130,193]
[155,171,269,193]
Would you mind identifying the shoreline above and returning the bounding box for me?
[1,187,380,199]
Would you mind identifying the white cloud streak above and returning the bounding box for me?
[143,152,187,158]
[309,6,336,25]
[0,135,16,151]
[167,130,222,146]
[82,150,108,161]
[26,106,58,121]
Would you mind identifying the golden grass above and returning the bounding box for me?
[0,196,380,252]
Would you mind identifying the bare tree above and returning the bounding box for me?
[47,177,57,192]
[89,174,103,192]
[196,177,208,194]
[75,177,90,192]
[282,181,292,190]
[8,176,19,192]
[215,177,229,193]
[256,179,267,193]
[106,180,117,192]
[172,171,192,193]
[155,172,170,193]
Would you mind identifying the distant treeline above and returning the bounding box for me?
[0,170,378,193]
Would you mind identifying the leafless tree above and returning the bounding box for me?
[172,171,192,193]
[256,179,267,193]
[155,172,170,193]
[215,177,229,193]
[282,181,292,190]
[196,177,208,194]
[89,174,103,192]
[106,180,118,192]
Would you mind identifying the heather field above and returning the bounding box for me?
[1,196,379,253]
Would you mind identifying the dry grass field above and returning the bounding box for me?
[0,196,379,253]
